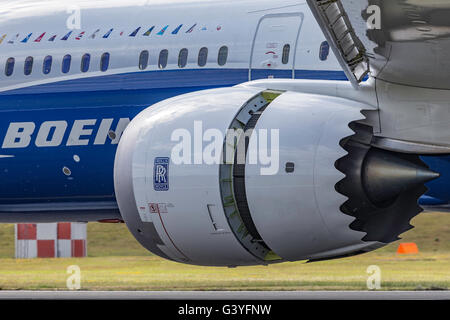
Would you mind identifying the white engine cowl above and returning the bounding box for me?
[114,87,436,266]
[243,91,379,261]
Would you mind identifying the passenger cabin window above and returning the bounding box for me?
[139,50,149,70]
[24,56,33,76]
[282,44,290,64]
[100,52,110,72]
[319,41,330,61]
[178,48,188,68]
[43,55,52,74]
[218,46,228,66]
[159,49,168,69]
[62,54,71,74]
[198,47,208,67]
[5,58,15,77]
[81,54,90,73]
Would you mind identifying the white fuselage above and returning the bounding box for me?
[0,0,342,93]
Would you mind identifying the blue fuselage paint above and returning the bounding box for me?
[0,68,447,209]
[421,155,450,205]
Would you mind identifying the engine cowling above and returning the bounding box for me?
[114,87,438,266]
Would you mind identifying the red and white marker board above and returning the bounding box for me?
[15,223,87,258]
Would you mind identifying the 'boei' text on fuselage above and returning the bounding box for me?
[1,118,130,149]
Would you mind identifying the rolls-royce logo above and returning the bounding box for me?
[154,157,169,191]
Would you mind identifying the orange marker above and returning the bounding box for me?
[397,243,419,254]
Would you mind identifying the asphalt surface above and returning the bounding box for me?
[0,291,448,300]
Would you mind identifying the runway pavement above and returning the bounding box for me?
[0,291,448,300]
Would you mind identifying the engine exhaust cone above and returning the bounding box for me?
[362,149,440,205]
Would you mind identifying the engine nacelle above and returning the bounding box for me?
[114,87,437,266]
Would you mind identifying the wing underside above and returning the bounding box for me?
[307,0,450,90]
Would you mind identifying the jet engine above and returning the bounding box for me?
[114,87,438,266]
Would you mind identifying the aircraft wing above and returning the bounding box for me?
[307,0,450,90]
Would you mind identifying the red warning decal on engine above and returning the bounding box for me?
[149,203,159,214]
[149,203,168,214]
